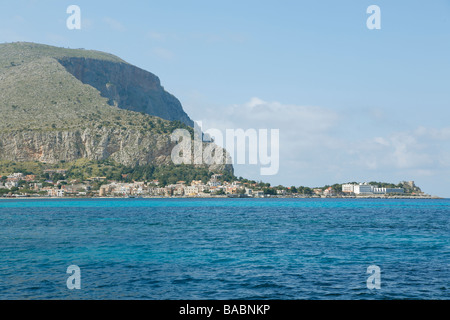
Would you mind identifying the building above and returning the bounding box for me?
[185,186,199,196]
[5,181,18,189]
[353,183,374,195]
[323,187,336,196]
[373,187,404,194]
[254,190,265,198]
[24,175,36,182]
[313,188,323,195]
[47,188,65,197]
[7,173,24,181]
[191,180,202,186]
[346,183,405,195]
[342,184,356,193]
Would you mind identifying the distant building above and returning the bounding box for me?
[342,184,356,193]
[47,188,65,197]
[323,187,336,196]
[7,173,24,181]
[24,175,36,182]
[354,183,373,195]
[313,188,323,195]
[208,181,221,187]
[373,187,404,194]
[191,180,202,186]
[254,190,265,198]
[345,182,405,195]
[5,181,18,189]
[185,186,199,196]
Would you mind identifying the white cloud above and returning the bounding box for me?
[152,47,175,60]
[147,31,166,41]
[103,17,125,32]
[196,97,338,135]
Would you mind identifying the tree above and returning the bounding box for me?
[18,180,27,187]
[263,188,276,195]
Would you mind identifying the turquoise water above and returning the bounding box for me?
[0,198,448,300]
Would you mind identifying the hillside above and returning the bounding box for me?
[0,42,231,173]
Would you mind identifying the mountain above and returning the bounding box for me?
[0,42,231,173]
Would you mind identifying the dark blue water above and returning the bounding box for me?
[0,198,448,300]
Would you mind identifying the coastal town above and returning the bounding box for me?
[0,170,434,199]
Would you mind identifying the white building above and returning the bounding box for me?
[184,186,199,196]
[254,191,265,198]
[373,187,404,194]
[5,181,19,189]
[7,173,24,180]
[345,182,405,195]
[353,183,374,195]
[342,184,355,193]
[47,188,65,197]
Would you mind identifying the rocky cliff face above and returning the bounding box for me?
[0,128,172,166]
[58,57,194,127]
[0,128,231,173]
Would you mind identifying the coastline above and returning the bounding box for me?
[0,195,444,200]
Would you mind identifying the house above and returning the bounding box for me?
[342,184,356,193]
[313,188,323,195]
[47,188,65,197]
[323,187,336,196]
[7,173,24,181]
[185,186,199,196]
[5,181,18,189]
[24,175,36,182]
[254,190,265,198]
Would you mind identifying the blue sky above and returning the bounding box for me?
[1,1,450,196]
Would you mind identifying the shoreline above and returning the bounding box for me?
[0,195,445,200]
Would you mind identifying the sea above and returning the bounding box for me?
[0,198,448,300]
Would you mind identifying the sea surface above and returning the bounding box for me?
[0,198,448,300]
